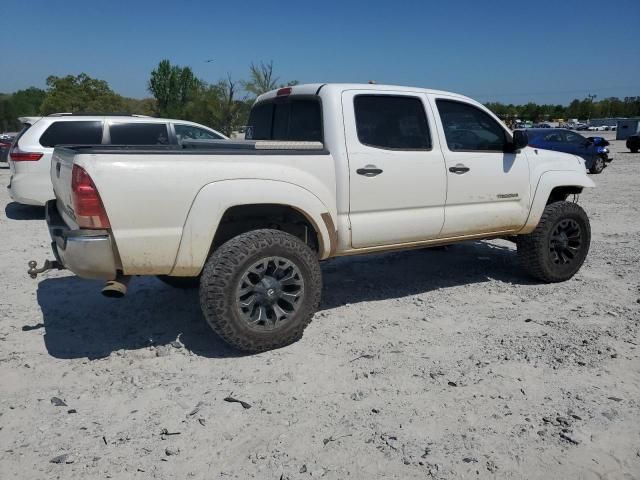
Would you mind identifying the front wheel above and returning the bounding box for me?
[199,229,322,352]
[630,148,638,153]
[517,201,591,283]
[589,156,605,174]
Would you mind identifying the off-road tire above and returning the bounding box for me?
[199,229,322,352]
[517,201,590,283]
[589,156,605,174]
[157,275,200,289]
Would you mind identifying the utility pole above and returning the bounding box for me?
[586,93,597,121]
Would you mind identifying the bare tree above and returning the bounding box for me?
[242,61,279,97]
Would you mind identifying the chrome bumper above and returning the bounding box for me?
[45,200,118,280]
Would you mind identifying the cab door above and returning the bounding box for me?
[431,96,531,236]
[343,90,447,248]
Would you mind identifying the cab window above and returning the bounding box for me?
[436,99,507,152]
[354,95,431,150]
[544,132,564,143]
[564,132,585,144]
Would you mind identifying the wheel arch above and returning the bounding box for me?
[170,179,337,276]
[519,171,595,234]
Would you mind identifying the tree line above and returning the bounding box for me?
[486,96,640,122]
[0,60,296,135]
[1,63,639,133]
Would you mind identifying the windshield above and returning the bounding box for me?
[246,97,323,142]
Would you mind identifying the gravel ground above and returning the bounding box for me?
[1,133,639,479]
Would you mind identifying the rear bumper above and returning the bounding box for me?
[8,172,53,206]
[46,200,119,280]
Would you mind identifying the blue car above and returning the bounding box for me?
[523,128,611,174]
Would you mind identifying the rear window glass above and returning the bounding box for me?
[12,123,32,147]
[109,123,170,145]
[354,95,431,150]
[39,121,103,147]
[246,98,322,142]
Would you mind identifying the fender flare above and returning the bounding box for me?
[170,179,336,276]
[519,170,595,234]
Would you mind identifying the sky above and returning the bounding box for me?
[1,0,639,105]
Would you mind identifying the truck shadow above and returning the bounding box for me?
[5,202,45,220]
[37,240,530,360]
[319,240,531,310]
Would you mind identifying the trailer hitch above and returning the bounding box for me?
[27,259,64,279]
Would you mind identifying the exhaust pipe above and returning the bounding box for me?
[101,275,131,298]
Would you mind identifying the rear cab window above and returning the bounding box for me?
[39,121,103,147]
[246,97,323,142]
[109,123,170,145]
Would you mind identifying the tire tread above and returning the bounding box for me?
[199,229,321,352]
[517,201,590,283]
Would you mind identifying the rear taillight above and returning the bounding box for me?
[71,164,110,229]
[9,144,43,161]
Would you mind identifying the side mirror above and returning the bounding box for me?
[506,130,528,152]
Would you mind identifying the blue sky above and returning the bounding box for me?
[1,0,639,104]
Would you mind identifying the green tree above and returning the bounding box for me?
[40,74,125,114]
[0,87,46,131]
[148,59,201,118]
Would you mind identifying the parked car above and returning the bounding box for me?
[626,134,640,153]
[0,133,16,163]
[587,125,606,131]
[524,128,611,173]
[30,83,595,352]
[7,114,227,205]
[575,123,589,131]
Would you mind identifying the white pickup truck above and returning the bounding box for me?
[31,83,595,352]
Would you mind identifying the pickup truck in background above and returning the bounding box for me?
[31,83,595,352]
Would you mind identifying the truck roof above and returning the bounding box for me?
[255,83,474,104]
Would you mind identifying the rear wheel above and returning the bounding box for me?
[199,229,321,352]
[517,201,590,283]
[589,156,605,174]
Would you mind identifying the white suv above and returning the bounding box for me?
[7,114,227,206]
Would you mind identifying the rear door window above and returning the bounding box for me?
[247,98,322,142]
[39,121,103,147]
[109,123,170,145]
[354,95,431,150]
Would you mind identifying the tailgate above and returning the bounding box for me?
[50,147,79,228]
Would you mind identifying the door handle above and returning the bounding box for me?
[356,165,383,177]
[448,164,470,174]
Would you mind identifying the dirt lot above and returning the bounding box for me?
[1,133,639,479]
